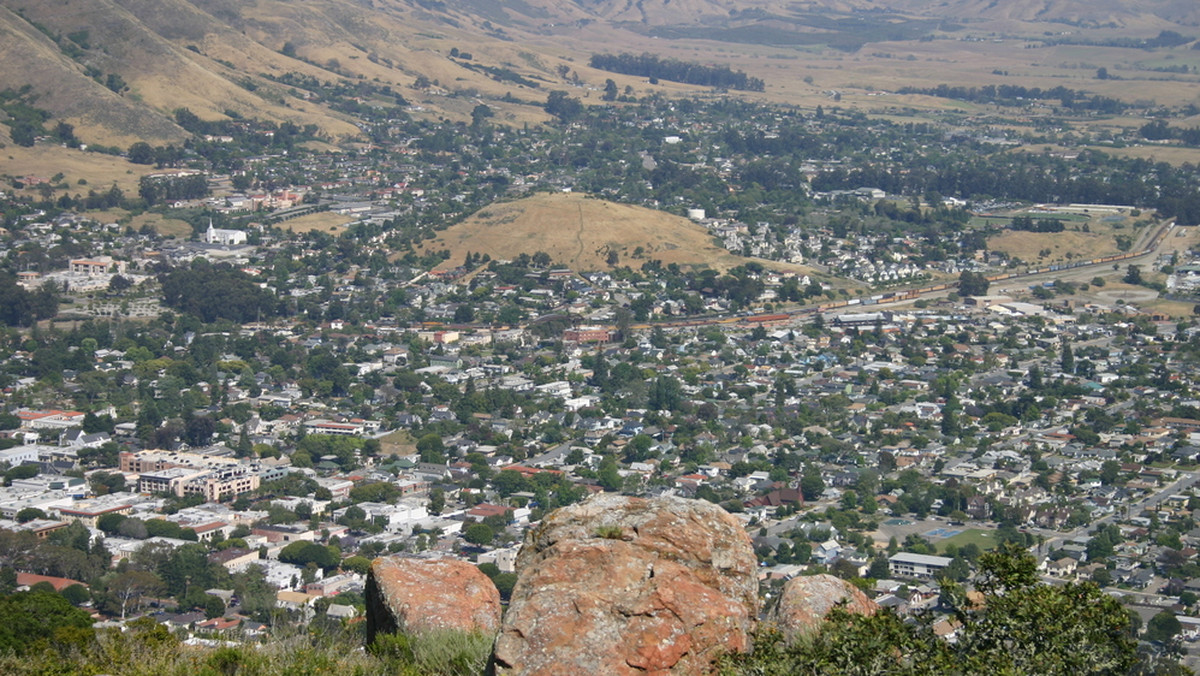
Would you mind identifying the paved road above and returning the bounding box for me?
[1034,470,1200,552]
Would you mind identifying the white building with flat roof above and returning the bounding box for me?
[889,552,954,579]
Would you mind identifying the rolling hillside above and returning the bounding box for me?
[420,192,807,273]
[0,0,1196,148]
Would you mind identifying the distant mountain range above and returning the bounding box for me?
[0,0,1195,145]
[440,0,1200,28]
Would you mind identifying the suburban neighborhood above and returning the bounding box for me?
[3,70,1200,670]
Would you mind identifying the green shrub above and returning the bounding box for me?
[593,525,624,539]
[370,629,493,676]
[719,543,1140,676]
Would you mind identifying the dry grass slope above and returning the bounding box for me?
[0,143,156,196]
[278,212,354,234]
[987,228,1123,265]
[1,0,1198,150]
[422,192,804,273]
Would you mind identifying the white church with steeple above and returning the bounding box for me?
[204,219,247,246]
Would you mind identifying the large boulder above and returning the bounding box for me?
[494,493,758,675]
[365,557,501,643]
[769,574,878,639]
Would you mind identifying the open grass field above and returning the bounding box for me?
[0,142,153,199]
[129,212,193,238]
[379,430,416,456]
[618,28,1196,109]
[277,212,354,234]
[57,209,196,239]
[1088,145,1200,167]
[986,216,1137,267]
[937,528,998,554]
[1144,298,1196,318]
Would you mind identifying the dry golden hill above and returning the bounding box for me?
[0,138,164,202]
[421,192,805,274]
[0,0,1197,156]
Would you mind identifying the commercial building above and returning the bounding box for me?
[889,552,954,579]
[122,450,261,501]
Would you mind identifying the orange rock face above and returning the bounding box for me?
[769,573,878,639]
[493,493,758,675]
[365,557,501,643]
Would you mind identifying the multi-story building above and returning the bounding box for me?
[123,450,261,500]
[69,256,126,276]
[57,499,136,528]
[563,326,614,343]
[889,552,954,579]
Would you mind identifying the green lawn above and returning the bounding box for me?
[937,528,998,554]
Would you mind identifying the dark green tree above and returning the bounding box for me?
[184,415,215,447]
[602,78,618,101]
[0,590,94,655]
[233,564,274,622]
[278,541,338,571]
[1061,341,1075,374]
[463,523,494,546]
[544,91,583,121]
[416,434,446,464]
[15,507,47,523]
[958,271,990,297]
[1124,265,1143,285]
[1145,610,1182,644]
[470,104,493,128]
[127,142,155,164]
[800,465,825,502]
[60,584,89,606]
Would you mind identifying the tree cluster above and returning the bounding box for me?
[897,83,1128,113]
[0,87,51,147]
[158,261,281,323]
[544,91,584,122]
[138,173,209,206]
[1009,215,1065,233]
[0,274,58,327]
[278,541,340,571]
[1140,119,1200,146]
[0,589,94,656]
[172,108,315,154]
[957,271,990,297]
[589,53,765,92]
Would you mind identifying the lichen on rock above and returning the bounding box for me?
[768,573,879,640]
[494,493,758,675]
[365,557,501,644]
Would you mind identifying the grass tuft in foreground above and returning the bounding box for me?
[0,615,494,676]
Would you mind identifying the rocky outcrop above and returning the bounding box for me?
[769,574,878,639]
[365,557,501,643]
[493,493,758,675]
